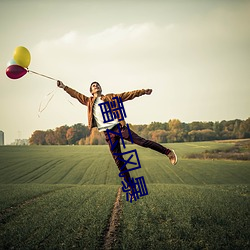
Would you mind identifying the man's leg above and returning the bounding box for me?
[103,131,132,184]
[121,125,178,165]
[121,125,170,154]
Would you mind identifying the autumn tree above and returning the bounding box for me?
[86,127,106,145]
[66,127,75,145]
[29,130,46,145]
[147,122,168,131]
[54,126,68,145]
[188,129,216,141]
[150,129,167,143]
[130,124,150,139]
[29,118,250,145]
[239,118,250,138]
[45,129,57,145]
[66,123,89,145]
[167,119,184,142]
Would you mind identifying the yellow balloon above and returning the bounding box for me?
[13,46,31,68]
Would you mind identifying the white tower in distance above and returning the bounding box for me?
[0,131,4,145]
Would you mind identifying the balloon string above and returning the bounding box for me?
[67,99,75,106]
[38,88,58,118]
[28,69,58,81]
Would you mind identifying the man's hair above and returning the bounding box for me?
[89,81,101,93]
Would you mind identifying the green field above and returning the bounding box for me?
[0,141,249,249]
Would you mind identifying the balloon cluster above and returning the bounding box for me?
[6,46,31,79]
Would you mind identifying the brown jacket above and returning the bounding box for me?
[64,86,146,130]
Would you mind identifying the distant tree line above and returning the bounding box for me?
[187,140,250,161]
[29,118,250,145]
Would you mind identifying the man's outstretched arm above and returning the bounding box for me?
[57,80,89,106]
[117,88,153,102]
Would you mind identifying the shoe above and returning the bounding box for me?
[167,150,178,165]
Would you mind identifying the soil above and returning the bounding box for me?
[103,187,122,250]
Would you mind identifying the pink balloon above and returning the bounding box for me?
[6,65,27,79]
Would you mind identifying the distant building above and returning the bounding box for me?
[0,131,4,145]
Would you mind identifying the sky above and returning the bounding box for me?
[0,0,249,144]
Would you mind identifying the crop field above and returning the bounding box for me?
[0,141,249,249]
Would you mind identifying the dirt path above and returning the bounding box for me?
[103,187,123,250]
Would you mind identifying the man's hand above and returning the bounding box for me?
[57,80,65,89]
[145,89,152,95]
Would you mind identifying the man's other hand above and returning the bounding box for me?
[57,80,65,89]
[145,89,152,95]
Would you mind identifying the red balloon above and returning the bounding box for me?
[6,65,27,79]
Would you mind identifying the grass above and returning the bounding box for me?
[119,184,250,249]
[0,145,119,185]
[186,139,250,161]
[0,141,249,249]
[0,184,118,249]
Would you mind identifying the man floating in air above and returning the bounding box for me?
[57,81,177,190]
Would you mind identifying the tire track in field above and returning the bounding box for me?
[79,158,109,185]
[0,161,26,171]
[103,187,122,250]
[27,160,65,183]
[54,159,83,184]
[166,165,186,184]
[0,186,75,225]
[11,160,63,183]
[180,167,207,185]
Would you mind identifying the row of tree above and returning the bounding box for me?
[29,118,250,145]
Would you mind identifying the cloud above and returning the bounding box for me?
[32,23,162,62]
[31,23,163,79]
[31,10,250,84]
[35,31,79,50]
[86,23,153,50]
[33,23,154,51]
[59,31,78,44]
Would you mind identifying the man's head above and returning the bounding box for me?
[90,82,102,95]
